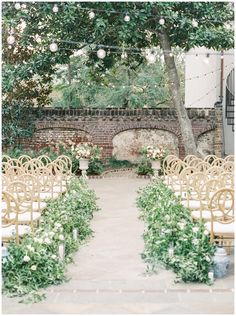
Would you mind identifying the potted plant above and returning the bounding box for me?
[141,145,166,176]
[71,142,102,177]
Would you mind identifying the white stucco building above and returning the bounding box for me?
[185,47,234,155]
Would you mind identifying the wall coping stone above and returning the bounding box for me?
[23,107,216,120]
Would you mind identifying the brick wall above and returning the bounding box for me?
[5,107,221,159]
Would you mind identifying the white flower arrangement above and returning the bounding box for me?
[142,145,166,161]
[71,142,102,160]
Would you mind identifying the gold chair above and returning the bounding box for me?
[5,181,42,230]
[2,191,31,244]
[205,188,234,246]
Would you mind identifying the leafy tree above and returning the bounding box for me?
[2,2,234,153]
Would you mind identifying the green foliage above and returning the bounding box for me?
[136,158,153,176]
[106,156,135,169]
[137,179,215,283]
[2,177,99,303]
[51,59,172,108]
[87,159,105,175]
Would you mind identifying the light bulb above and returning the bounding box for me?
[97,49,106,59]
[49,42,58,52]
[159,18,165,25]
[124,14,130,22]
[53,5,59,13]
[192,19,198,27]
[146,53,156,64]
[7,35,15,45]
[15,3,21,10]
[121,52,127,59]
[203,54,210,64]
[89,11,95,19]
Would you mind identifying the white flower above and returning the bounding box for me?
[26,245,35,252]
[178,222,185,230]
[165,215,170,221]
[51,254,57,260]
[55,223,62,228]
[204,230,209,235]
[44,238,51,244]
[30,265,37,271]
[59,234,64,241]
[192,227,199,233]
[23,255,30,262]
[192,239,199,245]
[49,232,55,237]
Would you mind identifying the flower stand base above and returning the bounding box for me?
[151,160,161,177]
[79,159,89,178]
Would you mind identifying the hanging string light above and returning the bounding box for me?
[15,3,21,10]
[159,18,165,25]
[89,11,95,19]
[7,35,15,45]
[146,52,157,64]
[192,19,198,27]
[49,42,58,52]
[52,5,59,13]
[121,51,128,59]
[97,48,106,59]
[203,53,210,64]
[124,13,130,22]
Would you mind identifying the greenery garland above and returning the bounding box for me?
[2,177,99,303]
[137,179,215,284]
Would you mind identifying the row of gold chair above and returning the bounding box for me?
[2,155,73,244]
[162,155,234,248]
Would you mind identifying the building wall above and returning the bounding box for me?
[8,107,221,161]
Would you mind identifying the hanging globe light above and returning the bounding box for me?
[192,19,198,27]
[159,18,165,25]
[89,11,95,19]
[146,53,156,64]
[121,52,128,59]
[97,49,106,59]
[49,42,58,52]
[124,14,130,22]
[15,3,21,10]
[52,5,59,13]
[7,35,15,45]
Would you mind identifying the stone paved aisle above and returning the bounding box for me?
[2,178,234,314]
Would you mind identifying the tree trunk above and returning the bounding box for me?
[158,30,198,156]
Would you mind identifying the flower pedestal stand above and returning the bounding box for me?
[151,160,161,177]
[79,159,89,178]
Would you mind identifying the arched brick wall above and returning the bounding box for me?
[12,107,221,159]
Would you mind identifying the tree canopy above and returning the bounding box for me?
[2,1,234,106]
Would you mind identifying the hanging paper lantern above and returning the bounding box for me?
[89,11,95,19]
[159,18,165,25]
[7,35,15,45]
[15,3,21,10]
[146,53,156,64]
[121,52,128,59]
[124,14,130,22]
[53,5,59,13]
[97,49,106,59]
[192,19,198,27]
[49,42,58,52]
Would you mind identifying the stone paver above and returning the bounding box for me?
[2,178,234,314]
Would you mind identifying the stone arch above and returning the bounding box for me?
[112,128,180,163]
[197,129,215,156]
